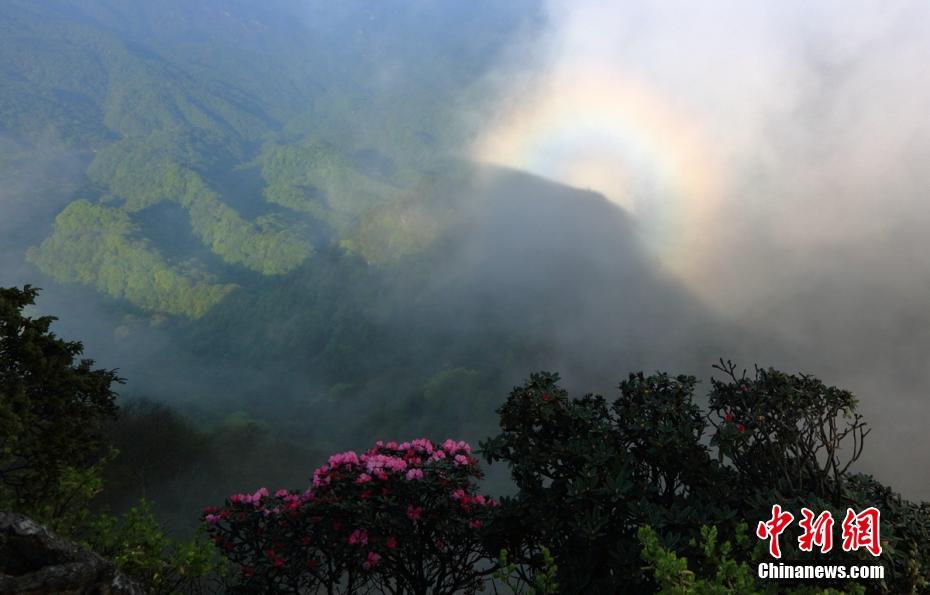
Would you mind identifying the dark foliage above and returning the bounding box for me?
[480,371,733,592]
[4,285,928,593]
[0,287,223,594]
[480,367,930,594]
[708,360,869,502]
[0,285,120,509]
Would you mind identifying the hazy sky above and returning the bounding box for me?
[475,0,930,498]
[3,0,929,499]
[477,0,930,294]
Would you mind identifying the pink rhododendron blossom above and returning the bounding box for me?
[328,451,360,467]
[282,494,303,510]
[362,551,381,570]
[229,487,270,506]
[363,453,407,474]
[312,468,331,488]
[348,529,369,546]
[411,438,434,453]
[206,436,494,588]
[441,439,471,454]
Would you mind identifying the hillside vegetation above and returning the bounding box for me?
[3,0,534,317]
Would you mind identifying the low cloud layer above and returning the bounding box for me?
[476,1,930,498]
[2,1,928,500]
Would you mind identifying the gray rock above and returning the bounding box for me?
[0,512,143,594]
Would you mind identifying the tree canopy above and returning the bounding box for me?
[0,285,120,508]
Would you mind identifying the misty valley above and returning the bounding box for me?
[2,1,930,594]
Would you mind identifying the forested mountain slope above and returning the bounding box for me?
[1,0,725,461]
[2,0,535,312]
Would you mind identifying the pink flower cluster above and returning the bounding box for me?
[207,437,493,576]
[219,486,310,519]
[348,528,369,546]
[230,487,269,506]
[362,551,381,570]
[452,488,497,510]
[203,506,228,525]
[441,439,471,454]
[310,437,476,489]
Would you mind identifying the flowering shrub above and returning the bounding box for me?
[708,360,868,500]
[203,438,498,594]
[482,368,930,594]
[480,371,730,593]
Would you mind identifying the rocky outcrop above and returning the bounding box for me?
[0,512,142,594]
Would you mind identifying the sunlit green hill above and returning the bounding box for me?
[3,0,536,316]
[0,0,723,444]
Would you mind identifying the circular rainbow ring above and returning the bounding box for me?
[473,65,723,283]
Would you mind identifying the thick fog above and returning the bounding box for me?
[2,0,929,504]
[475,0,930,498]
